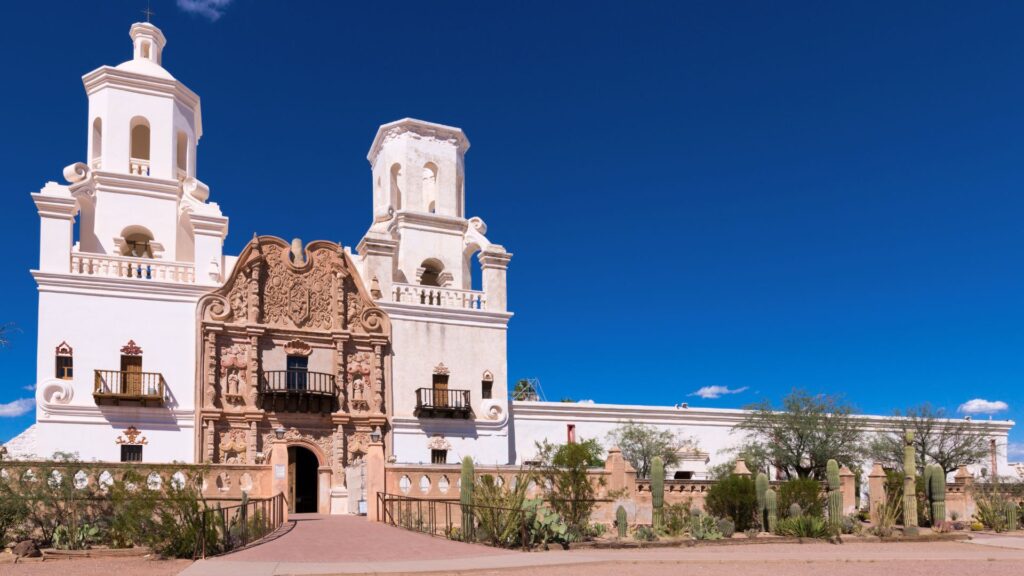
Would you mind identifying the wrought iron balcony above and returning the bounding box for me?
[414,388,472,419]
[258,370,337,413]
[93,370,165,406]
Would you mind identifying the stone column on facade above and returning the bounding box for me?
[868,463,886,524]
[839,465,856,514]
[270,435,289,523]
[318,466,333,515]
[32,182,78,273]
[365,439,385,522]
[479,247,512,312]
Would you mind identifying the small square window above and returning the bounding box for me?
[431,449,447,465]
[120,445,142,462]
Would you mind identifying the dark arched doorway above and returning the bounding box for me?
[288,446,319,513]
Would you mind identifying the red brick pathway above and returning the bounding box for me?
[212,514,514,563]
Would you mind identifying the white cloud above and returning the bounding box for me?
[689,385,749,399]
[0,398,34,418]
[22,383,35,391]
[958,398,1009,415]
[1008,443,1024,461]
[177,0,233,21]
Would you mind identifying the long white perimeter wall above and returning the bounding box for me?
[510,401,1015,479]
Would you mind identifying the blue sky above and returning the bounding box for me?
[0,1,1020,455]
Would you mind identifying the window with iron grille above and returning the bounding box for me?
[431,449,447,464]
[120,445,142,462]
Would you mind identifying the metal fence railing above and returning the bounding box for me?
[198,492,286,558]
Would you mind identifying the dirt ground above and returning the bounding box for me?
[0,555,191,576]
[5,539,1024,576]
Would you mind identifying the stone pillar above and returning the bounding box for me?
[955,466,975,520]
[605,447,627,493]
[733,458,752,477]
[32,182,78,273]
[270,437,289,523]
[365,440,385,522]
[187,210,228,286]
[868,463,886,524]
[839,465,856,514]
[318,466,333,515]
[479,247,512,312]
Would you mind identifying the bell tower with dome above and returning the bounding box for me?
[26,21,229,463]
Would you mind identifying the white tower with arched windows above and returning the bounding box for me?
[359,118,514,466]
[26,21,228,463]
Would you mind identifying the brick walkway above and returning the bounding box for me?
[209,513,514,563]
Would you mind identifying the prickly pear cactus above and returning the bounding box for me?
[756,472,769,527]
[616,505,628,538]
[826,459,843,533]
[651,456,664,530]
[903,432,918,527]
[765,488,778,533]
[928,464,945,523]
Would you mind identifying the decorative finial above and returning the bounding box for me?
[142,1,155,23]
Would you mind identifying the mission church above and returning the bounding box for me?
[5,21,1013,514]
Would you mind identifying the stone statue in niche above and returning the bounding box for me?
[347,351,373,412]
[220,344,248,407]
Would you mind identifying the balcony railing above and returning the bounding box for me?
[392,283,486,311]
[414,388,472,419]
[93,370,165,406]
[70,252,196,284]
[258,370,337,413]
[130,157,150,176]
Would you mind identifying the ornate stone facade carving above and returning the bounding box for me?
[115,426,148,445]
[196,236,393,493]
[120,340,143,356]
[427,435,451,451]
[219,428,248,463]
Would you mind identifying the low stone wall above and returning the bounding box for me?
[382,451,862,528]
[0,460,273,501]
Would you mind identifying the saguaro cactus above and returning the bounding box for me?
[903,431,918,528]
[826,459,843,533]
[616,505,628,538]
[1007,502,1019,532]
[928,464,945,524]
[651,456,665,530]
[460,456,475,540]
[765,488,778,533]
[756,472,769,528]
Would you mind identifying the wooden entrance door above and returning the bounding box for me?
[120,355,142,396]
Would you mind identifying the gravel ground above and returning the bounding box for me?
[0,556,192,576]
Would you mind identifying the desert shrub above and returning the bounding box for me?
[633,524,658,541]
[716,517,735,538]
[744,528,759,538]
[534,440,604,541]
[0,490,28,547]
[775,515,830,539]
[704,474,758,531]
[777,478,824,519]
[662,502,692,536]
[472,472,532,547]
[690,512,723,540]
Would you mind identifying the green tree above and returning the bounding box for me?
[704,474,759,532]
[606,421,685,479]
[736,389,864,480]
[533,439,604,540]
[511,379,538,401]
[867,403,992,475]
